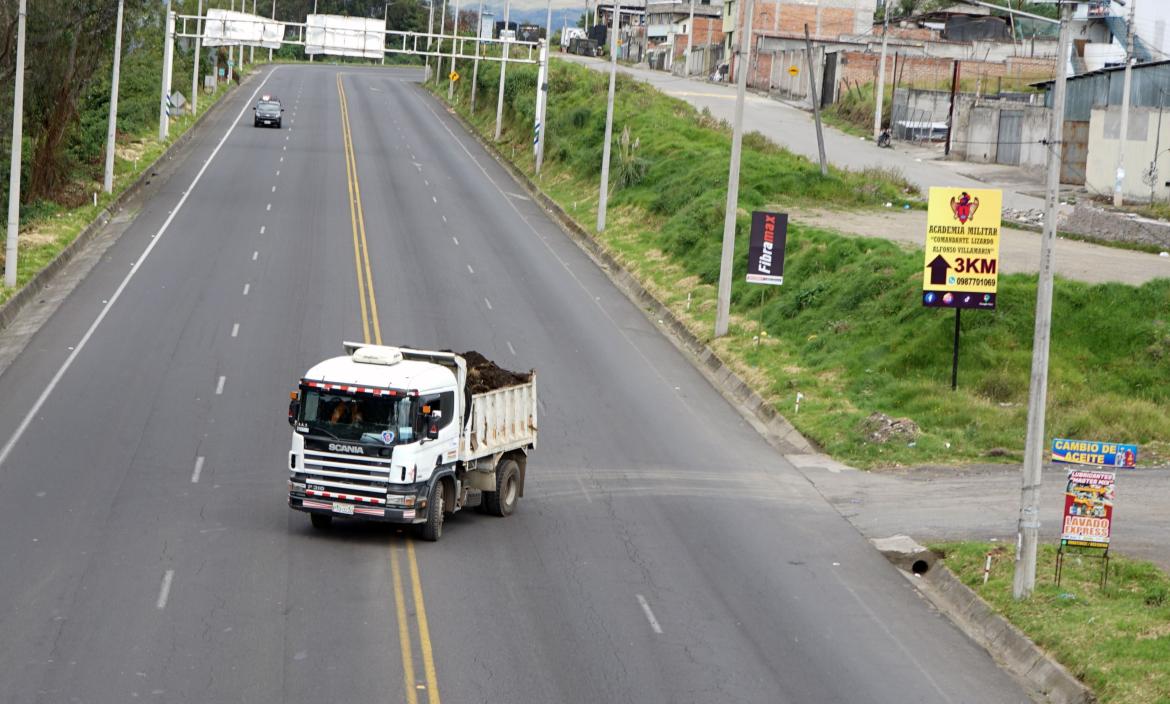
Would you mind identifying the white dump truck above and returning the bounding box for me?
[287,343,537,541]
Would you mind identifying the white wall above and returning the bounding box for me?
[1087,106,1170,202]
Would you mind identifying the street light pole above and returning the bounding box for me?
[311,0,318,62]
[250,0,256,63]
[269,0,276,62]
[104,0,126,195]
[426,0,435,78]
[596,0,620,231]
[192,0,202,115]
[713,0,755,337]
[1013,0,1073,601]
[685,0,695,76]
[4,0,27,289]
[873,0,891,141]
[448,0,462,98]
[472,0,484,110]
[159,6,176,141]
[534,0,552,173]
[1114,0,1137,207]
[438,0,448,83]
[383,2,389,65]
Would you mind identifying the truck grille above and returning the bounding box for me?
[300,449,393,505]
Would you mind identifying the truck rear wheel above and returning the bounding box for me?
[483,459,519,517]
[417,480,444,541]
[310,513,332,530]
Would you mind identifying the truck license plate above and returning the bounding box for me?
[332,502,354,515]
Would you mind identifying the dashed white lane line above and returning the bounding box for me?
[441,215,447,223]
[279,156,284,163]
[252,251,259,261]
[231,323,239,337]
[243,283,250,296]
[635,594,663,634]
[271,185,276,193]
[282,146,287,151]
[191,456,205,483]
[260,225,266,235]
[452,237,459,245]
[424,179,430,186]
[275,170,280,176]
[215,376,226,395]
[432,196,437,204]
[507,341,516,355]
[484,297,493,310]
[466,264,474,274]
[266,203,272,211]
[156,570,175,610]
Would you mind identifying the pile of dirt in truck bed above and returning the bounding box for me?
[460,351,532,393]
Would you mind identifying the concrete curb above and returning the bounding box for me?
[425,91,814,455]
[0,73,255,335]
[874,537,1096,704]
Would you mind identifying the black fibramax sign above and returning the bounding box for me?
[746,211,787,286]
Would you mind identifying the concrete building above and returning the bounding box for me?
[644,0,723,72]
[722,0,877,78]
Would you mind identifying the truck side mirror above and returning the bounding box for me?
[288,392,300,426]
[425,410,441,440]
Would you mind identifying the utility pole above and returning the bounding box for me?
[448,0,462,98]
[873,0,892,141]
[229,0,236,73]
[104,0,126,194]
[535,0,552,173]
[250,0,256,63]
[192,0,202,115]
[384,2,389,65]
[685,0,695,76]
[159,6,176,141]
[494,0,512,140]
[597,0,621,231]
[269,0,276,62]
[311,0,317,63]
[714,0,755,337]
[804,24,827,176]
[472,0,484,110]
[1114,0,1137,207]
[1013,0,1073,602]
[426,0,435,77]
[438,0,448,83]
[4,0,27,289]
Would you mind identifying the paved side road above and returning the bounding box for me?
[788,455,1170,573]
[558,54,1170,286]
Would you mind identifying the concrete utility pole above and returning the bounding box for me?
[438,0,448,83]
[192,0,202,115]
[384,2,390,65]
[269,0,276,62]
[159,7,176,141]
[873,0,892,141]
[229,0,236,73]
[250,0,256,63]
[1013,0,1073,602]
[494,0,512,140]
[713,0,755,337]
[4,0,27,289]
[311,0,317,62]
[804,24,828,176]
[534,0,553,173]
[471,0,484,110]
[685,0,695,76]
[597,0,621,231]
[426,0,435,77]
[1114,0,1137,207]
[448,0,462,98]
[104,0,126,194]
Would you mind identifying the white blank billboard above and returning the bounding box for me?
[305,14,384,59]
[202,8,284,49]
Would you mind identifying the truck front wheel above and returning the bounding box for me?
[484,459,519,517]
[418,480,445,541]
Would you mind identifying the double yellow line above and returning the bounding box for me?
[336,73,441,704]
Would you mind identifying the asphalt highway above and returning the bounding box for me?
[0,64,1031,703]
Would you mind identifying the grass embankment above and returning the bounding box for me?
[936,542,1170,703]
[428,60,1170,468]
[0,79,238,307]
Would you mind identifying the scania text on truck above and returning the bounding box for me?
[287,344,538,541]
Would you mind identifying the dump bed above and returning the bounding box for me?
[462,373,538,460]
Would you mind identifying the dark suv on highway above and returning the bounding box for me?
[253,95,283,128]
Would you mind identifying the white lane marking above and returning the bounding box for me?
[484,297,493,310]
[231,323,239,337]
[635,594,663,634]
[575,475,593,503]
[259,225,266,235]
[466,264,474,274]
[191,456,205,483]
[441,215,447,224]
[279,156,284,163]
[215,376,226,395]
[242,283,250,296]
[282,145,286,151]
[271,185,276,193]
[275,170,280,176]
[156,570,175,610]
[431,196,437,204]
[252,251,259,261]
[452,237,459,245]
[424,179,429,186]
[285,135,289,141]
[507,341,516,355]
[266,203,272,211]
[0,70,279,471]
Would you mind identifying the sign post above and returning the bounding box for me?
[746,211,787,345]
[1051,438,1136,588]
[922,187,1002,389]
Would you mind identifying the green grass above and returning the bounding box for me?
[935,542,1170,704]
[429,59,1170,469]
[0,79,237,306]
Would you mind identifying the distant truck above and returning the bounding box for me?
[560,27,585,51]
[287,344,538,541]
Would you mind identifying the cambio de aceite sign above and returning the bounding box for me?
[922,187,1002,309]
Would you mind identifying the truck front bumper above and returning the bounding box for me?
[288,480,430,525]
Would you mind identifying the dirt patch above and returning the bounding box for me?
[859,412,920,444]
[460,351,532,393]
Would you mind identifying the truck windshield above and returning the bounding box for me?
[299,389,417,444]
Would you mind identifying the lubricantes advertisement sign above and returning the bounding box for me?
[1060,469,1115,549]
[922,188,1002,309]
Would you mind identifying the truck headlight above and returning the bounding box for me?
[289,480,306,493]
[386,494,417,508]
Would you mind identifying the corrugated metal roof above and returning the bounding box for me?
[1035,60,1170,121]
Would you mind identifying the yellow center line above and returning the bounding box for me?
[337,72,440,704]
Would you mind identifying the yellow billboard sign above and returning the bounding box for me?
[922,187,1002,309]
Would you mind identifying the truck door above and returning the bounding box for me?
[418,390,458,470]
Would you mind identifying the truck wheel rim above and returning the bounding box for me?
[504,475,517,507]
